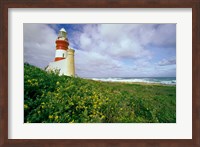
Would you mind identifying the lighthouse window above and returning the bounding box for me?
[59,32,66,38]
[63,53,65,58]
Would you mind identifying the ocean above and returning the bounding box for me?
[89,77,176,85]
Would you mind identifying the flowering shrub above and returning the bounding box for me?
[24,63,176,123]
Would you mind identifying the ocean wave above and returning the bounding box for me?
[91,78,176,85]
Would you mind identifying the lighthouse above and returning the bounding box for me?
[54,28,69,61]
[46,28,75,76]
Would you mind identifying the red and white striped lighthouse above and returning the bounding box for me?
[54,28,69,61]
[46,28,75,76]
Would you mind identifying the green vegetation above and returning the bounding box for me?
[24,63,176,123]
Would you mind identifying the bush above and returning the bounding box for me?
[24,63,176,123]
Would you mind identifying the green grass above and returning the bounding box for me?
[24,63,176,123]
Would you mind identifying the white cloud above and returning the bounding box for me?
[158,57,176,66]
[79,34,92,50]
[24,24,57,68]
[76,24,153,59]
[75,50,123,77]
[137,24,176,47]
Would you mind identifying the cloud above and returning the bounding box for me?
[75,24,153,59]
[137,24,176,47]
[79,34,92,49]
[24,24,57,68]
[71,24,175,77]
[75,50,123,77]
[158,57,176,66]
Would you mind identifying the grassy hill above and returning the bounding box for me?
[24,63,176,123]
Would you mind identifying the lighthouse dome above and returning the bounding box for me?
[60,28,66,32]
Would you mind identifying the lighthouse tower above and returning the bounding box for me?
[46,28,75,76]
[54,28,69,61]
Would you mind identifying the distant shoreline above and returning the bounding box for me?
[91,80,176,86]
[85,77,176,86]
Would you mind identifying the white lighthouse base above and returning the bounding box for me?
[46,49,75,76]
[46,58,74,76]
[46,59,68,76]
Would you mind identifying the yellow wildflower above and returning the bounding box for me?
[49,115,53,119]
[24,104,28,109]
[69,120,74,123]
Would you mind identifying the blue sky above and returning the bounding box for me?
[24,23,176,77]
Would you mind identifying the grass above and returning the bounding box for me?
[24,63,176,123]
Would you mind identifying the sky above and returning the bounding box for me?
[24,23,176,78]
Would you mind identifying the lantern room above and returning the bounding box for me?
[58,28,67,39]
